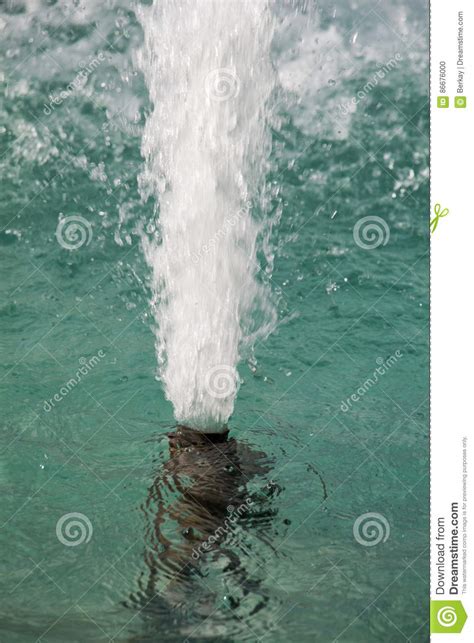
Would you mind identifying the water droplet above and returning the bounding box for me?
[223,595,239,609]
[328,79,336,87]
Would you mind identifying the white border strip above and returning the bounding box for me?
[431,0,473,637]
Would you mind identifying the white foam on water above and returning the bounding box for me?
[136,0,278,431]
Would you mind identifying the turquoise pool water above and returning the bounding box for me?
[1,1,429,641]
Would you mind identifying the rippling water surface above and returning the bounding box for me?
[0,1,429,641]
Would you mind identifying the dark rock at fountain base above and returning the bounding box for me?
[171,424,230,446]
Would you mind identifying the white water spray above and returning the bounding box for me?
[136,0,278,431]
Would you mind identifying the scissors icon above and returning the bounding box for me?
[430,203,449,234]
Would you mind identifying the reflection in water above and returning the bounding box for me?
[127,426,281,639]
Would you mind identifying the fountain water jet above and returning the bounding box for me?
[136,0,278,432]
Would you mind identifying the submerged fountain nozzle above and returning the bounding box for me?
[175,424,230,445]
